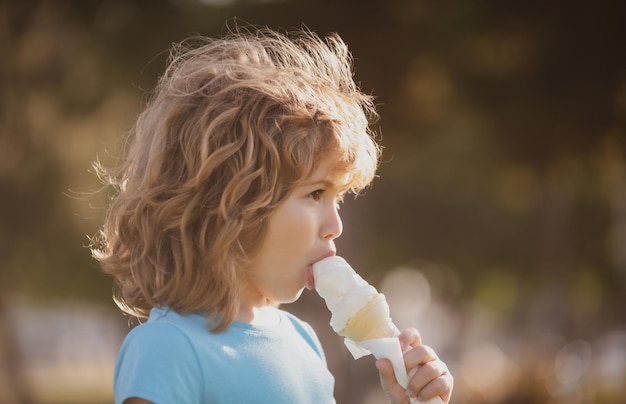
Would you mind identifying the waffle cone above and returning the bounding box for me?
[339,294,396,342]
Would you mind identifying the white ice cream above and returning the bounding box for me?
[313,256,443,404]
[313,256,389,337]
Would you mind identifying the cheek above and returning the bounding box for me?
[269,218,306,251]
[281,210,314,238]
[262,215,299,254]
[270,218,313,259]
[262,198,317,254]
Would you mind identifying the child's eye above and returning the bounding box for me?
[309,190,324,201]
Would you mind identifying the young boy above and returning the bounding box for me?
[93,27,453,404]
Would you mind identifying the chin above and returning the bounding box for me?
[277,288,304,305]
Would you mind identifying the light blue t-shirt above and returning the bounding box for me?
[114,306,335,404]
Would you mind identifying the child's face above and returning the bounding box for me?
[242,162,347,308]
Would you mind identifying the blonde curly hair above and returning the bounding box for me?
[92,27,380,331]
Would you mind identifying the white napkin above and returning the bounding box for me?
[343,337,444,404]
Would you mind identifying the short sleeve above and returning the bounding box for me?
[114,322,204,404]
[282,311,327,364]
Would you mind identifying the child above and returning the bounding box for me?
[93,27,453,404]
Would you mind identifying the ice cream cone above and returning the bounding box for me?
[313,256,444,404]
[313,256,397,342]
[339,294,396,341]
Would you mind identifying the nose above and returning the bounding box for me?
[322,203,343,241]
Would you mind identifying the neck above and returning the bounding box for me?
[234,303,256,323]
[235,304,280,326]
[236,282,269,324]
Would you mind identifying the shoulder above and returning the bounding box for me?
[118,309,208,372]
[280,309,315,334]
[278,309,325,357]
[114,313,205,403]
[121,319,195,354]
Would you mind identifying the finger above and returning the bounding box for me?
[375,358,398,391]
[405,360,451,401]
[376,359,410,404]
[398,328,422,352]
[403,344,439,371]
[416,372,454,403]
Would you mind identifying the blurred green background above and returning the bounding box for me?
[1,0,625,403]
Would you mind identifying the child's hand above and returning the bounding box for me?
[376,328,453,404]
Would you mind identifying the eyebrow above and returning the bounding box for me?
[301,179,335,188]
[301,178,351,193]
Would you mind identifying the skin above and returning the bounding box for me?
[377,329,453,403]
[123,164,454,404]
[236,162,347,323]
